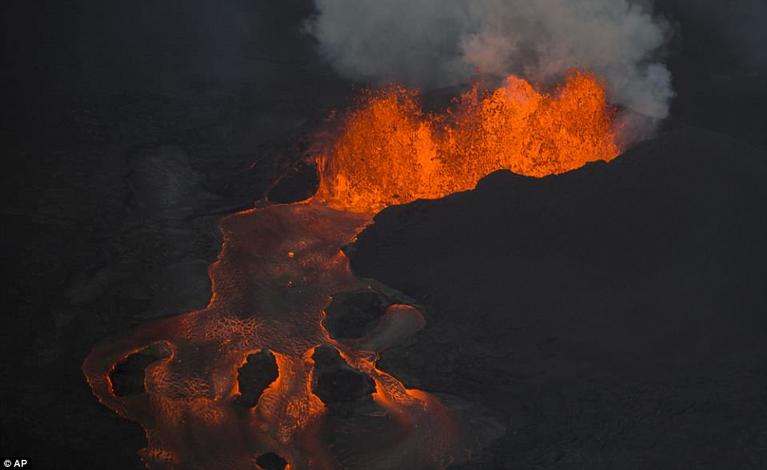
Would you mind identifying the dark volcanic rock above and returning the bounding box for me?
[312,345,375,404]
[127,144,217,220]
[323,290,391,340]
[267,159,319,204]
[234,350,279,408]
[256,452,288,470]
[109,343,171,396]
[351,128,767,468]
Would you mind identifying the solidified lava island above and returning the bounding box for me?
[83,71,620,469]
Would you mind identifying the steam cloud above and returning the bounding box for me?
[307,0,674,140]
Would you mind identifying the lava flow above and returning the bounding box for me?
[83,70,620,469]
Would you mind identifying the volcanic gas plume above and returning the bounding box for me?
[308,0,673,143]
[83,69,621,469]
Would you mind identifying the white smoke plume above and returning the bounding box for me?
[307,0,674,139]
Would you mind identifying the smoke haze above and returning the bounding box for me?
[307,0,675,138]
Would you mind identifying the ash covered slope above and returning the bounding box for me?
[350,127,767,469]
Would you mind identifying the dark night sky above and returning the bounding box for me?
[1,1,766,469]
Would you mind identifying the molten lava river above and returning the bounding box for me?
[84,71,620,469]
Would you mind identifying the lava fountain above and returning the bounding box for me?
[83,70,620,469]
[315,70,618,212]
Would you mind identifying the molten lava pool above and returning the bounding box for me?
[84,70,620,469]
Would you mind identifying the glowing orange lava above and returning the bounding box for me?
[315,70,619,213]
[84,69,620,469]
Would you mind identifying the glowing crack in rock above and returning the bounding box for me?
[83,70,620,469]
